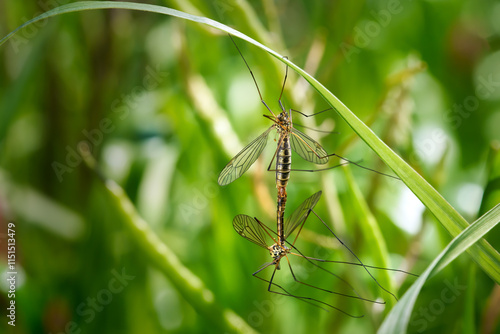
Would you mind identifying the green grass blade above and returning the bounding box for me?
[92,169,258,334]
[343,167,395,310]
[378,203,500,333]
[0,1,255,48]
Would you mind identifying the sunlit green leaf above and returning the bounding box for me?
[378,204,500,333]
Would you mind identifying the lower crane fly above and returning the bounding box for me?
[233,191,416,317]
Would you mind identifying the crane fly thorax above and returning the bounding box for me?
[268,243,288,262]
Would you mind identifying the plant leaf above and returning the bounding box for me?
[378,203,500,333]
[91,168,258,334]
[343,166,395,310]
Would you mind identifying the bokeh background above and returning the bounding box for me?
[1,0,500,333]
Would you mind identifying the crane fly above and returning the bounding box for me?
[233,191,417,316]
[218,34,399,188]
[218,36,334,188]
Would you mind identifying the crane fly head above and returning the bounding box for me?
[277,111,290,125]
[275,111,292,135]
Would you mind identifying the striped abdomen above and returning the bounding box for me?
[276,135,291,188]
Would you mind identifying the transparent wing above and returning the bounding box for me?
[218,126,273,186]
[284,191,322,239]
[290,128,329,164]
[233,214,268,249]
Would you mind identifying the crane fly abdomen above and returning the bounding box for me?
[276,135,292,188]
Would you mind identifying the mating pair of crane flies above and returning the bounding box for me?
[219,35,412,316]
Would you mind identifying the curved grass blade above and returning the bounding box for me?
[77,148,257,334]
[343,166,395,310]
[378,203,500,333]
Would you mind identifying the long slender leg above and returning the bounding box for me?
[289,109,399,180]
[266,155,400,181]
[252,263,364,317]
[278,56,289,112]
[266,161,351,173]
[252,263,330,311]
[283,255,384,305]
[324,153,400,180]
[284,241,365,299]
[310,209,400,301]
[291,107,333,118]
[228,34,276,118]
[293,123,338,134]
[289,254,418,277]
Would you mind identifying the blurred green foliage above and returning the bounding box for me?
[0,0,499,333]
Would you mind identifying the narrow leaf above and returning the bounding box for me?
[378,204,500,333]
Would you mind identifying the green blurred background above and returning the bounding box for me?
[1,0,499,333]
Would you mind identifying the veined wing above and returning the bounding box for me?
[218,126,273,186]
[290,128,329,164]
[284,191,322,239]
[233,214,268,249]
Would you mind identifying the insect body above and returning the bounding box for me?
[233,190,417,315]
